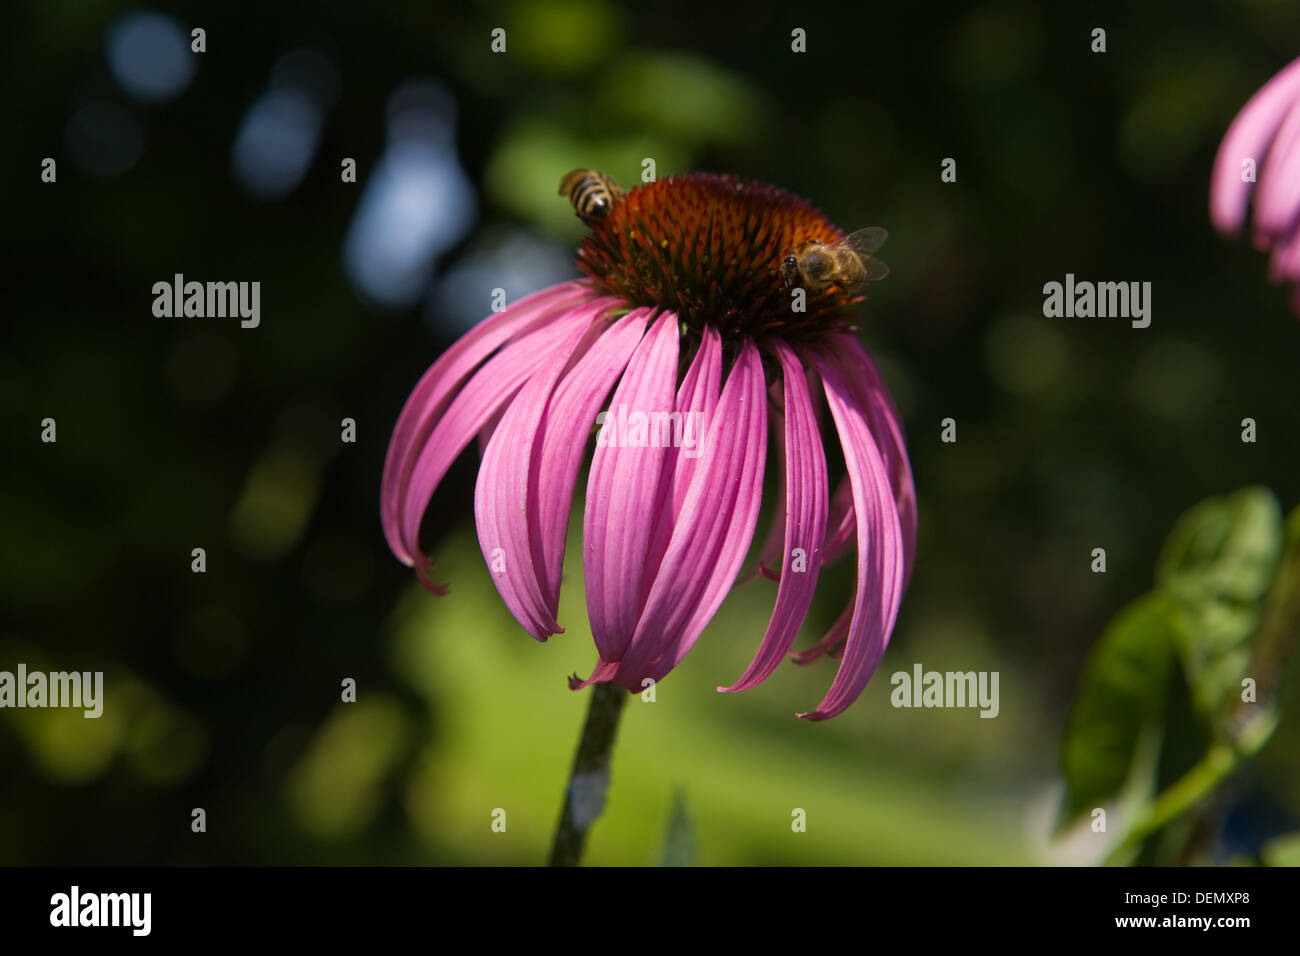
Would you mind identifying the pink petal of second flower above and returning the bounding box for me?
[1267,224,1300,285]
[1211,56,1300,237]
[1254,94,1300,246]
[719,341,829,693]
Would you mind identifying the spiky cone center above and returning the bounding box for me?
[576,172,866,346]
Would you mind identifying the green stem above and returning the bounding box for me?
[548,682,627,866]
[1111,743,1238,860]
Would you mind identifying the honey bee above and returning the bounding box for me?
[558,168,624,225]
[779,226,889,294]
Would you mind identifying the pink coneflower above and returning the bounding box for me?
[381,172,916,720]
[1211,56,1300,313]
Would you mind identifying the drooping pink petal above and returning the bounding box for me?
[476,404,509,458]
[1211,56,1300,236]
[791,602,852,666]
[1267,222,1300,284]
[397,305,598,569]
[532,310,655,619]
[640,326,723,596]
[799,349,905,721]
[778,363,835,573]
[747,404,786,584]
[474,300,617,640]
[583,313,680,662]
[614,339,768,687]
[831,334,918,584]
[823,478,856,565]
[570,324,722,692]
[382,280,594,565]
[719,341,829,693]
[568,659,619,691]
[1253,95,1300,246]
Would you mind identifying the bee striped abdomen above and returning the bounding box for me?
[559,168,623,224]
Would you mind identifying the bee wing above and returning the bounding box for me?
[861,256,889,282]
[835,226,888,256]
[828,227,889,284]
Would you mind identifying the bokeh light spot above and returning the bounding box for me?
[106,11,195,104]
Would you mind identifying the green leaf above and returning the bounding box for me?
[1156,487,1282,607]
[1170,604,1257,719]
[1156,488,1283,719]
[1060,594,1178,827]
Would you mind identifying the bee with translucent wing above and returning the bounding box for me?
[780,226,890,295]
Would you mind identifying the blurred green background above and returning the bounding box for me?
[3,0,1300,865]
